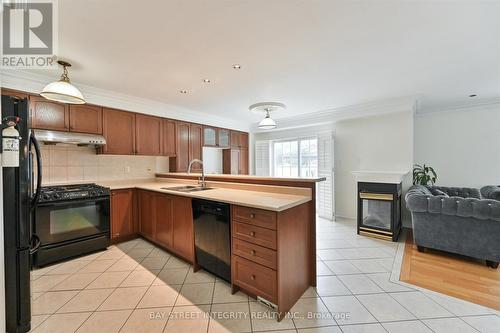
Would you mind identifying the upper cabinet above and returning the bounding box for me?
[1,88,29,100]
[218,129,230,148]
[203,126,231,148]
[174,121,190,172]
[189,123,203,172]
[203,126,217,147]
[231,131,249,149]
[161,119,176,156]
[135,114,162,156]
[69,104,103,134]
[102,108,136,155]
[29,96,69,131]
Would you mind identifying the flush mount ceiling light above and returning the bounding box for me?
[232,64,241,69]
[40,60,86,104]
[250,102,286,130]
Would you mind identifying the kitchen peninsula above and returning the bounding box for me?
[105,173,324,320]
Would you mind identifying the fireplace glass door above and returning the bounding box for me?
[359,192,394,232]
[361,198,392,230]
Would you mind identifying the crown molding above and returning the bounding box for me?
[251,96,417,133]
[417,98,500,116]
[0,69,250,131]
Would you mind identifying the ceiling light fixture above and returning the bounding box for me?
[40,60,86,104]
[249,102,286,130]
[232,64,241,69]
[258,110,277,130]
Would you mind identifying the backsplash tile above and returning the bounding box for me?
[39,144,169,185]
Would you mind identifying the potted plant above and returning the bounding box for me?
[413,164,437,185]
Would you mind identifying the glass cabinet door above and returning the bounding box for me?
[218,129,230,148]
[203,127,217,146]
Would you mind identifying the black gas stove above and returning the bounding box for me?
[34,183,110,266]
[39,183,110,203]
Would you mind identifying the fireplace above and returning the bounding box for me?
[357,182,402,242]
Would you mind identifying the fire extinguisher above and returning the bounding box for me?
[1,116,22,168]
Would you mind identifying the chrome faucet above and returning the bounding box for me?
[187,159,206,188]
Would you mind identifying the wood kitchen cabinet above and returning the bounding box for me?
[203,126,217,147]
[230,131,249,149]
[161,119,176,156]
[136,190,194,262]
[69,104,103,134]
[173,121,190,172]
[239,148,249,175]
[171,195,194,261]
[154,193,174,248]
[135,114,162,156]
[204,126,231,148]
[231,203,311,321]
[138,190,155,239]
[110,189,135,240]
[102,108,136,155]
[189,123,203,172]
[1,88,29,100]
[223,147,249,175]
[29,95,70,131]
[218,128,230,148]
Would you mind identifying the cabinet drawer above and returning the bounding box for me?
[232,221,276,250]
[232,255,277,303]
[232,238,277,270]
[233,205,276,230]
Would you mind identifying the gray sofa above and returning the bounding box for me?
[405,185,500,269]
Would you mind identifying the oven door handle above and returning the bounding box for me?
[29,234,41,255]
[36,196,110,207]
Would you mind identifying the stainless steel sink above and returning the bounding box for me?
[161,185,213,193]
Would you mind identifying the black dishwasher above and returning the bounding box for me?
[192,199,231,282]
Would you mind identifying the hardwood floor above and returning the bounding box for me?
[400,231,500,310]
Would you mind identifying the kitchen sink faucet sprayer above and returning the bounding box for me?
[187,159,206,189]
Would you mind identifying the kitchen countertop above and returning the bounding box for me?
[97,178,312,212]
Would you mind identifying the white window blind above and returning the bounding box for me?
[255,140,271,176]
[317,132,334,220]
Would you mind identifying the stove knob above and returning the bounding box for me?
[53,193,60,200]
[41,194,50,201]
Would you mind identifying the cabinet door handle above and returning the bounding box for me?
[250,213,255,219]
[249,231,255,237]
[250,274,256,280]
[251,250,256,256]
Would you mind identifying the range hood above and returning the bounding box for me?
[34,129,106,146]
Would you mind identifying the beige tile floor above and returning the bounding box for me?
[29,218,499,333]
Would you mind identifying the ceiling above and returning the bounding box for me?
[25,0,500,123]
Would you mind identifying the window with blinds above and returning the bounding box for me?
[254,134,334,220]
[255,140,271,176]
[317,133,334,220]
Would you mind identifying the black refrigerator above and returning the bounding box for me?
[2,95,42,333]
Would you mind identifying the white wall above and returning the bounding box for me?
[415,104,500,187]
[334,111,414,222]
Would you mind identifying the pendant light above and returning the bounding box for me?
[249,102,285,130]
[40,60,86,104]
[258,110,277,129]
